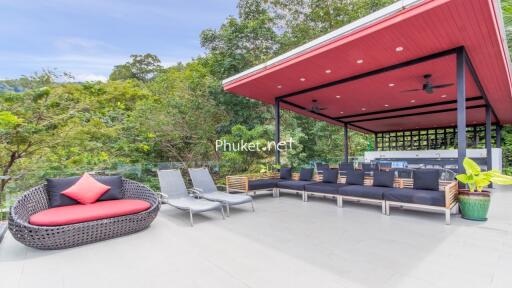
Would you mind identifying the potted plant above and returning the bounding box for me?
[456,157,512,221]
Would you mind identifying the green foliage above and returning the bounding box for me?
[456,158,512,192]
[109,54,163,82]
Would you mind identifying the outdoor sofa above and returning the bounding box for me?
[8,176,159,250]
[226,168,458,224]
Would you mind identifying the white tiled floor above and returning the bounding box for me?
[1,187,512,288]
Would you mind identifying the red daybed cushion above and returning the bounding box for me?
[29,199,151,226]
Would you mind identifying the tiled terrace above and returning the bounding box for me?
[1,186,512,288]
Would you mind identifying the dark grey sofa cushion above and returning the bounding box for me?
[280,167,292,180]
[373,171,395,188]
[47,175,123,208]
[305,183,346,195]
[413,169,440,191]
[248,178,282,190]
[383,188,445,207]
[299,168,314,181]
[322,168,339,183]
[346,171,365,185]
[277,180,316,191]
[339,185,387,200]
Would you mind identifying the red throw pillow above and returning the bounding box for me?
[61,173,111,204]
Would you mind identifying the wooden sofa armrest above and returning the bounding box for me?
[226,175,250,193]
[226,173,279,193]
[444,181,458,208]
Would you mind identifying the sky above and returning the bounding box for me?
[0,0,238,82]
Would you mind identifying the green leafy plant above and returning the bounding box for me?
[456,157,512,192]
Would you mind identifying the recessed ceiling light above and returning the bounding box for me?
[325,69,332,74]
[472,121,477,124]
[361,108,366,111]
[356,59,364,64]
[340,112,344,114]
[335,95,341,99]
[277,85,282,89]
[441,94,447,98]
[300,78,306,82]
[388,83,395,87]
[410,100,416,103]
[384,104,389,107]
[395,46,404,52]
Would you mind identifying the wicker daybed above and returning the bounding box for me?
[8,178,159,250]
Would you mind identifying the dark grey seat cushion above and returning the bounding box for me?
[339,185,388,200]
[299,168,314,181]
[248,178,282,190]
[383,188,445,207]
[322,168,339,183]
[413,169,440,191]
[373,171,395,188]
[280,167,292,179]
[305,183,346,195]
[277,180,316,191]
[346,171,365,185]
[47,175,123,208]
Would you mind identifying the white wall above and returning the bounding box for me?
[364,148,502,171]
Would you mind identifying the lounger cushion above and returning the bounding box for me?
[29,199,151,226]
[305,183,345,195]
[47,175,123,208]
[339,185,387,200]
[299,168,314,181]
[167,197,222,213]
[277,180,316,191]
[373,171,395,188]
[280,167,292,179]
[201,191,253,205]
[346,171,365,185]
[248,178,281,190]
[383,188,445,207]
[413,169,440,191]
[322,168,339,183]
[61,173,111,204]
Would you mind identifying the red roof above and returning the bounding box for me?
[222,0,512,133]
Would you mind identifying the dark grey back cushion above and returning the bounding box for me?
[299,168,314,181]
[346,171,365,185]
[413,169,440,191]
[47,175,123,208]
[373,171,395,188]
[280,167,292,179]
[322,168,339,183]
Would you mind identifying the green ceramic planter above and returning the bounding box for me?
[458,190,491,221]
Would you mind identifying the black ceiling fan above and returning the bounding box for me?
[401,74,454,94]
[310,99,327,113]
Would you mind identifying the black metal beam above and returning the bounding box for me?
[347,104,485,124]
[485,104,492,171]
[280,99,376,133]
[336,96,483,120]
[464,51,500,124]
[276,47,460,101]
[274,99,281,165]
[496,125,502,148]
[457,47,467,174]
[343,124,349,162]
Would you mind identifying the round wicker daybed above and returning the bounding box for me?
[8,178,160,250]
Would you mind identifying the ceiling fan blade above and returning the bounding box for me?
[319,107,327,111]
[431,83,454,89]
[400,88,423,93]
